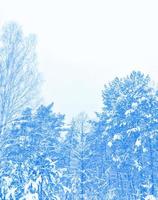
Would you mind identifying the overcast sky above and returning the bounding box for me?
[0,0,158,120]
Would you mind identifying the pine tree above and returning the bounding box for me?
[92,71,158,199]
[64,113,94,199]
[0,104,68,199]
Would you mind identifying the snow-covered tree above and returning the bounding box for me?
[64,112,95,199]
[0,104,68,199]
[0,22,40,134]
[93,71,158,199]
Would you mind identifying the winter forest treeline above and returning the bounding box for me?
[0,22,158,200]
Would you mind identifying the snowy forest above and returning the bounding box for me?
[0,22,158,200]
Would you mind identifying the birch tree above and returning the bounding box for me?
[0,22,40,134]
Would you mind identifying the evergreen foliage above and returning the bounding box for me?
[1,22,158,200]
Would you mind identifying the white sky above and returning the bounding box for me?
[0,0,158,120]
